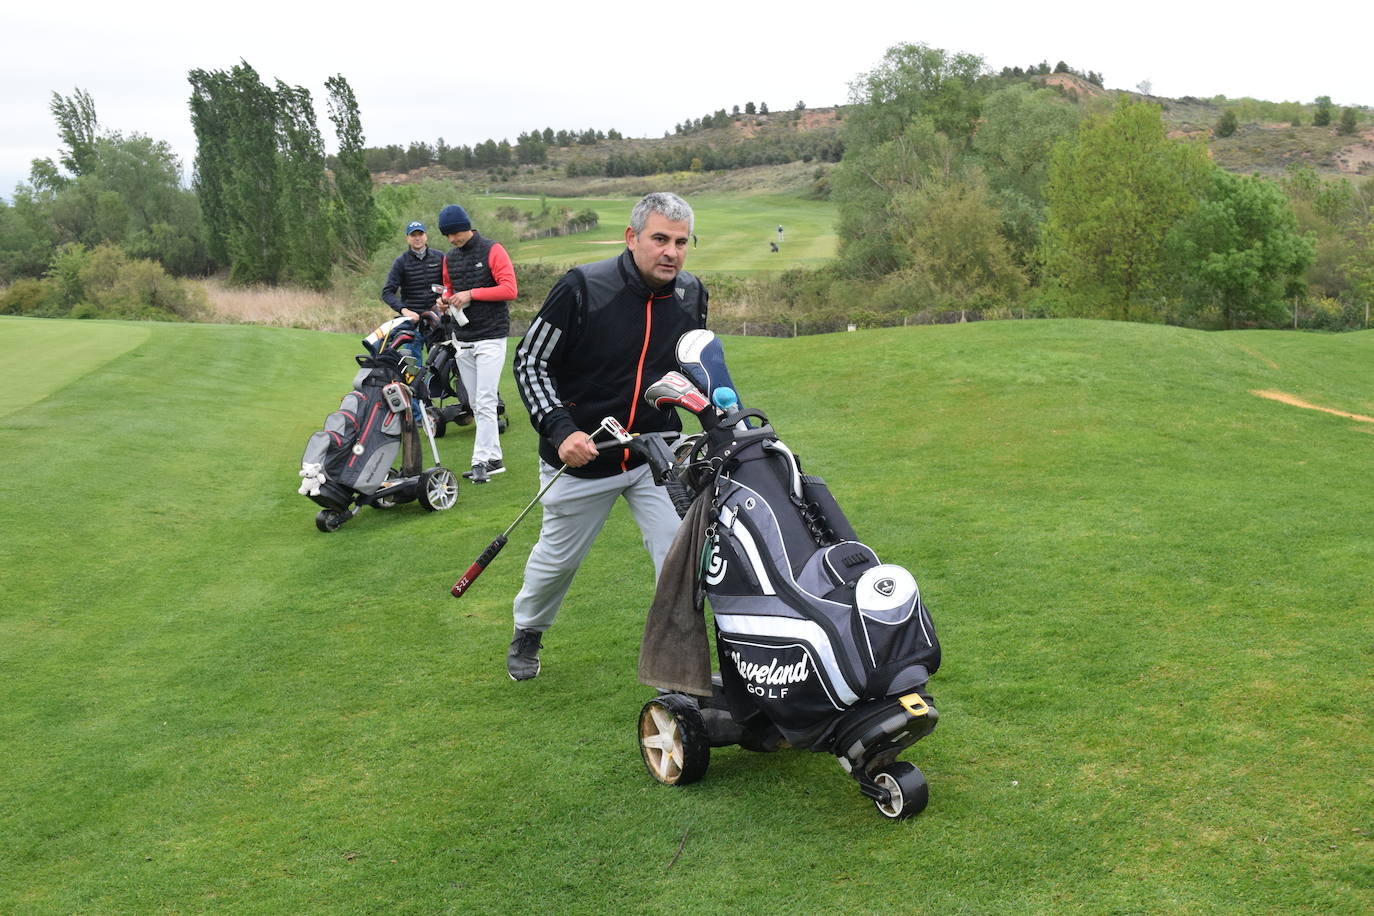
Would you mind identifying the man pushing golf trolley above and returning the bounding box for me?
[450,329,943,820]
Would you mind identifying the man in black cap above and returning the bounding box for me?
[436,204,518,484]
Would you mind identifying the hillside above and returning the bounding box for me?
[2,315,1371,912]
[373,83,1372,194]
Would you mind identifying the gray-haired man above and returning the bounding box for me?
[507,192,709,680]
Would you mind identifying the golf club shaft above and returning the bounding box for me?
[450,421,626,599]
[450,462,570,598]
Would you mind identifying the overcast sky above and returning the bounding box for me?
[2,0,1369,197]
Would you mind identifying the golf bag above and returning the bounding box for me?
[419,311,508,438]
[637,331,940,819]
[297,319,458,532]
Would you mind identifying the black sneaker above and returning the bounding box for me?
[483,458,506,475]
[465,463,488,484]
[507,628,543,680]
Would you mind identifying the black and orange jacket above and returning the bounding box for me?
[514,249,708,478]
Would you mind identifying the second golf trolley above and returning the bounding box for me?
[632,331,942,820]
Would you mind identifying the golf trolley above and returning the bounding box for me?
[297,320,459,532]
[632,331,942,820]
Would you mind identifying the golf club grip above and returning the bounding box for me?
[450,534,508,598]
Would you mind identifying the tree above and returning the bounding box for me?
[759,102,770,114]
[833,43,988,278]
[744,101,756,115]
[221,62,282,284]
[1165,169,1315,328]
[1042,99,1211,319]
[843,42,986,147]
[971,83,1080,263]
[325,73,381,267]
[50,88,99,177]
[1215,110,1238,138]
[274,82,331,289]
[1312,96,1332,127]
[1338,107,1358,136]
[887,175,1027,309]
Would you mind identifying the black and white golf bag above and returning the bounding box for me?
[689,414,941,751]
[636,330,940,819]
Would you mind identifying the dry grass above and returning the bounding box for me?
[199,278,379,334]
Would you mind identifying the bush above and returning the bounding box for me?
[1215,110,1238,138]
[0,278,58,316]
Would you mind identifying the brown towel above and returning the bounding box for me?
[638,491,714,696]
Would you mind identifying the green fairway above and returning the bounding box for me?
[495,191,837,273]
[2,315,1371,913]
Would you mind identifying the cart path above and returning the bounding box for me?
[1251,389,1374,424]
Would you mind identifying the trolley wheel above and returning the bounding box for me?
[315,509,347,532]
[871,762,928,820]
[418,467,458,512]
[638,694,710,786]
[498,415,509,434]
[374,468,401,509]
[430,407,447,439]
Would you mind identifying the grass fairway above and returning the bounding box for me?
[2,315,1371,913]
[499,191,836,273]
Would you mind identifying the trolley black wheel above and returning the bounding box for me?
[315,509,347,532]
[497,415,509,434]
[638,694,710,786]
[430,408,447,439]
[871,762,928,820]
[418,467,458,512]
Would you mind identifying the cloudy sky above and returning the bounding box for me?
[2,0,1368,196]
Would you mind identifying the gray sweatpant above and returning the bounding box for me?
[512,461,682,632]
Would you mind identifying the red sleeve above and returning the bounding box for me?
[469,244,518,301]
[441,256,452,296]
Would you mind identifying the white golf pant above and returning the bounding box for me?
[512,462,682,632]
[456,337,507,466]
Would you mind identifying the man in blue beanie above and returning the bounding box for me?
[435,203,518,484]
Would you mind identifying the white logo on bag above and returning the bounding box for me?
[875,578,896,597]
[729,651,810,686]
[704,536,726,585]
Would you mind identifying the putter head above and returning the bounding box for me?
[676,330,737,404]
[598,415,634,445]
[644,371,710,414]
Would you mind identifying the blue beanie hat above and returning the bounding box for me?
[438,204,471,234]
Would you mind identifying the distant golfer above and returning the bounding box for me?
[777,224,784,244]
[506,192,709,680]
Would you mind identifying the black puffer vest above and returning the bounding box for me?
[387,247,445,312]
[444,232,511,341]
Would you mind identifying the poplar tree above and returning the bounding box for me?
[274,82,331,289]
[188,68,232,263]
[222,62,282,284]
[325,74,379,266]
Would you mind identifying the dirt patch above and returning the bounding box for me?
[1251,389,1374,424]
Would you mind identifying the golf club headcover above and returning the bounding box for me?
[298,461,327,496]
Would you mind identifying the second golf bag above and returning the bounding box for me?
[636,331,941,820]
[420,309,508,438]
